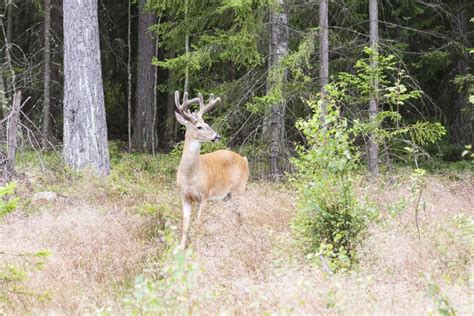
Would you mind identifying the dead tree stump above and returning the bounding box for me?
[2,90,21,183]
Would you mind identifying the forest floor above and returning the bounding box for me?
[1,151,473,314]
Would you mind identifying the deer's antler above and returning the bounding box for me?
[175,91,200,123]
[197,93,221,119]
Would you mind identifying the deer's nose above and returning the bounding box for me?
[212,135,221,142]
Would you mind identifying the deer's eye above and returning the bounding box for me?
[197,126,203,130]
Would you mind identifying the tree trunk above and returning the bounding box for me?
[127,0,132,153]
[163,49,178,150]
[5,91,21,182]
[0,65,6,120]
[448,2,473,146]
[368,0,379,177]
[184,0,190,93]
[165,88,178,151]
[132,0,157,152]
[41,0,52,149]
[5,1,16,98]
[319,0,329,118]
[264,0,289,180]
[63,0,110,176]
[151,39,158,154]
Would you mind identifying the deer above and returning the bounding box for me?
[174,91,249,249]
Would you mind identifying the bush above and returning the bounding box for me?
[0,182,17,217]
[0,249,50,306]
[292,99,376,271]
[123,247,199,315]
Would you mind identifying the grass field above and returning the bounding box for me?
[1,151,473,314]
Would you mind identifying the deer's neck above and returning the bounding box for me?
[179,133,201,177]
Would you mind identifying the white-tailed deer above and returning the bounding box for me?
[174,91,249,249]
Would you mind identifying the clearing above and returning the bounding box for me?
[1,155,473,314]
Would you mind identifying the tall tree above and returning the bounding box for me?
[63,0,110,175]
[368,0,379,176]
[127,0,132,153]
[164,85,177,150]
[183,0,190,93]
[319,0,329,117]
[41,0,52,148]
[0,65,6,120]
[4,1,16,98]
[132,0,157,152]
[265,0,289,180]
[448,1,472,145]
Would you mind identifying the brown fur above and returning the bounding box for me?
[190,150,249,198]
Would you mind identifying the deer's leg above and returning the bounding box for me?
[231,195,243,226]
[179,200,192,249]
[195,199,207,248]
[196,200,207,234]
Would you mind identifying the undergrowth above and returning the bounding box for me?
[292,100,376,271]
[3,136,472,314]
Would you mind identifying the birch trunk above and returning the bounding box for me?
[319,0,329,117]
[41,0,52,148]
[368,0,379,177]
[5,91,21,181]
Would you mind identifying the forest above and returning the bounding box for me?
[0,0,473,314]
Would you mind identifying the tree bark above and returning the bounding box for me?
[0,65,6,120]
[165,88,178,150]
[368,0,379,177]
[41,0,52,149]
[151,39,158,154]
[132,0,157,152]
[184,0,190,93]
[5,91,21,181]
[127,0,132,153]
[319,0,329,118]
[4,1,16,98]
[448,2,473,146]
[264,0,289,180]
[63,0,110,176]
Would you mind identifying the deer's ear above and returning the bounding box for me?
[175,112,191,126]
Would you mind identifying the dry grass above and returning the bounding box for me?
[185,173,474,314]
[1,162,473,314]
[0,164,174,314]
[0,201,156,314]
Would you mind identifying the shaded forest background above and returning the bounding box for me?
[0,1,473,313]
[0,0,472,176]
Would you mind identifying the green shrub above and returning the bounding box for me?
[0,183,18,217]
[333,47,446,166]
[0,249,50,306]
[123,247,199,315]
[292,99,376,271]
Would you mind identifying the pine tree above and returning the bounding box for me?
[63,0,110,175]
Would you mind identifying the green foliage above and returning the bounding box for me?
[413,51,451,79]
[330,47,446,164]
[461,144,474,160]
[246,30,316,113]
[124,247,199,315]
[0,249,51,305]
[150,0,268,87]
[0,183,18,217]
[428,283,456,316]
[292,98,377,271]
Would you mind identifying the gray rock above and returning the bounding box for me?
[32,191,58,205]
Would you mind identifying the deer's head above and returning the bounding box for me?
[174,91,221,143]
